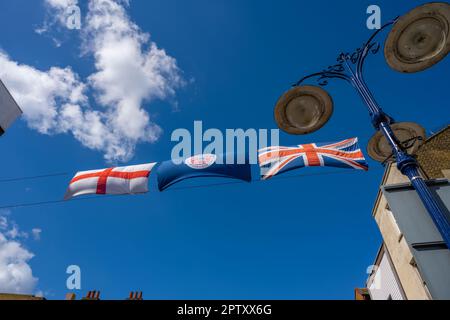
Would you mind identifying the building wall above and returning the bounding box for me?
[372,164,431,300]
[367,246,405,300]
[0,294,44,300]
[370,126,450,300]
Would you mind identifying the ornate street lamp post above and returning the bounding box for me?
[274,3,450,248]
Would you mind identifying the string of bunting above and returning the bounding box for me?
[0,137,369,209]
[63,137,369,200]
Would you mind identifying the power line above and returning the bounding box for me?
[0,172,70,183]
[0,169,379,210]
[0,194,128,210]
[168,169,360,190]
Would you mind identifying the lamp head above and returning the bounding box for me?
[367,122,426,162]
[385,2,450,73]
[274,85,333,135]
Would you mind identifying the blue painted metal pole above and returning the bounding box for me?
[348,53,450,249]
[295,18,450,249]
[378,122,450,248]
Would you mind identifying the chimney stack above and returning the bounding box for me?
[65,293,76,300]
[127,291,143,300]
[83,290,101,300]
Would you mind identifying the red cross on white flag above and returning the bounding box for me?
[64,163,157,200]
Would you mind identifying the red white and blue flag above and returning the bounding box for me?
[258,137,368,180]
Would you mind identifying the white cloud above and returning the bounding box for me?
[36,0,79,35]
[4,0,184,162]
[45,0,79,24]
[0,217,7,230]
[0,53,88,134]
[0,53,121,160]
[6,224,28,240]
[46,0,78,9]
[0,234,38,294]
[32,229,42,241]
[0,215,28,240]
[84,0,183,146]
[0,214,38,295]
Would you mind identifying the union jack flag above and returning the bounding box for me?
[258,137,368,180]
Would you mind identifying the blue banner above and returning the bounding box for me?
[156,153,252,191]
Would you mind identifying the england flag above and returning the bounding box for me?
[64,163,157,200]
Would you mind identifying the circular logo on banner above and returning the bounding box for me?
[184,154,217,169]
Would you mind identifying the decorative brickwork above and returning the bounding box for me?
[416,126,450,179]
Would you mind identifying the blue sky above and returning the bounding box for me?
[0,0,449,299]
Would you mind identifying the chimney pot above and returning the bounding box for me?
[65,293,76,300]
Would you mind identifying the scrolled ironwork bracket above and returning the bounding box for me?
[293,17,399,130]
